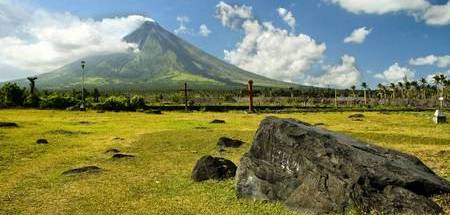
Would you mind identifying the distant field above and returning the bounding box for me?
[0,110,449,214]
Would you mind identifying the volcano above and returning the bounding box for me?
[19,21,295,90]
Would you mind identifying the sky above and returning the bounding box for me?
[1,0,450,88]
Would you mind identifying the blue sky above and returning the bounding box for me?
[1,0,449,88]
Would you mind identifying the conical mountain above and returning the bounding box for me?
[22,21,295,90]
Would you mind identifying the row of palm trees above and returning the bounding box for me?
[346,74,449,107]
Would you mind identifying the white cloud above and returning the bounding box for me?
[327,0,450,26]
[199,24,212,37]
[328,0,430,15]
[0,1,152,78]
[304,55,361,88]
[174,16,191,35]
[344,27,372,44]
[215,1,253,30]
[374,63,415,83]
[217,2,326,83]
[277,8,296,31]
[422,2,450,26]
[409,55,450,68]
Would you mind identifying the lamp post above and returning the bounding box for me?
[80,61,86,111]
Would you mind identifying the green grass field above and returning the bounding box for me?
[0,110,449,214]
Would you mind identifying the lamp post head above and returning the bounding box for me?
[81,61,86,69]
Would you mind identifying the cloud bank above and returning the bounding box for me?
[216,2,326,83]
[305,55,361,88]
[409,55,450,68]
[277,8,296,31]
[328,0,450,26]
[374,63,415,83]
[0,0,152,77]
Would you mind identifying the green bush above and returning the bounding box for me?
[130,95,146,110]
[24,94,41,108]
[0,82,26,107]
[100,96,130,111]
[40,94,79,109]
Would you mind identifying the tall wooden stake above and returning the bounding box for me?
[184,82,188,111]
[248,80,254,113]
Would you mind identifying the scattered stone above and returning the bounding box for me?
[351,118,364,122]
[79,121,92,125]
[105,148,120,153]
[192,155,237,182]
[112,153,135,159]
[313,123,326,126]
[0,122,18,127]
[145,109,162,114]
[194,126,209,130]
[62,166,102,176]
[191,150,198,154]
[236,117,450,214]
[348,113,365,118]
[47,129,91,135]
[217,137,244,148]
[112,137,125,141]
[210,119,225,124]
[36,139,48,144]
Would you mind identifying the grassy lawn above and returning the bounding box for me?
[0,110,449,214]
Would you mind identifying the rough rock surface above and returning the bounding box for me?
[217,137,244,148]
[236,117,450,214]
[192,155,237,182]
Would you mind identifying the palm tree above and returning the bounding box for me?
[420,78,427,99]
[361,82,368,106]
[389,83,396,99]
[350,85,356,106]
[397,82,404,99]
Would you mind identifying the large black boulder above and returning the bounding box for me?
[192,155,237,182]
[236,117,450,214]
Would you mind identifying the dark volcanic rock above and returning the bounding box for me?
[236,117,450,214]
[217,137,244,148]
[145,109,162,114]
[210,119,225,124]
[112,153,135,159]
[105,148,120,153]
[62,166,102,176]
[36,139,48,144]
[0,122,18,127]
[192,155,237,182]
[348,113,365,118]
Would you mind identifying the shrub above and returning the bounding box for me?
[100,96,129,111]
[40,94,79,109]
[130,95,146,110]
[0,82,26,107]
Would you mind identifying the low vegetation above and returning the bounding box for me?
[0,110,448,214]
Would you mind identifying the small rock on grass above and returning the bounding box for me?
[210,119,225,124]
[36,139,48,144]
[112,153,135,159]
[0,122,18,127]
[62,166,102,176]
[105,148,120,153]
[217,137,244,148]
[192,155,237,182]
[348,113,365,118]
[145,109,162,114]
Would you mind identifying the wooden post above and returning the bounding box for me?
[248,80,254,113]
[184,82,188,111]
